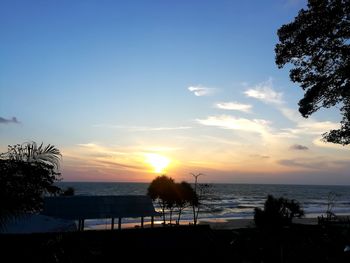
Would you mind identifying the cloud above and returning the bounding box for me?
[250,154,270,159]
[244,79,340,140]
[312,137,350,150]
[196,115,270,135]
[278,157,350,170]
[0,117,20,124]
[282,120,339,136]
[278,159,319,169]
[188,85,216,96]
[144,146,182,152]
[290,144,309,151]
[215,102,252,113]
[244,79,284,105]
[77,143,98,148]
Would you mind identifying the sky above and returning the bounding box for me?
[1,0,349,185]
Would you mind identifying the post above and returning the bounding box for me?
[141,217,144,228]
[118,217,122,230]
[111,218,115,230]
[151,216,154,228]
[81,219,84,231]
[78,219,81,231]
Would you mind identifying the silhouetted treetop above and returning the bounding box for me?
[275,0,350,145]
[2,142,62,169]
[254,195,304,229]
[0,142,62,229]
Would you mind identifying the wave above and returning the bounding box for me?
[57,182,350,223]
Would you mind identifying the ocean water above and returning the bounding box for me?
[57,182,350,228]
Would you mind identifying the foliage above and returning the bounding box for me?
[60,187,75,196]
[190,173,214,225]
[4,142,62,169]
[254,195,304,229]
[0,142,62,229]
[147,175,198,225]
[147,175,177,224]
[325,191,339,219]
[275,0,350,145]
[192,183,212,225]
[175,182,198,224]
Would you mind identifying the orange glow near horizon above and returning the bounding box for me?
[145,153,170,173]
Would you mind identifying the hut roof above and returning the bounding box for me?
[42,195,159,220]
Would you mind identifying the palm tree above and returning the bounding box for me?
[3,142,61,169]
[0,142,62,230]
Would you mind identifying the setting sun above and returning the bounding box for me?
[145,153,170,173]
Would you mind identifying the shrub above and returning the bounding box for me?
[254,195,304,229]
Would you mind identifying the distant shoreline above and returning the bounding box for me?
[57,181,350,187]
[86,216,345,231]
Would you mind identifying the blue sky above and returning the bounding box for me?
[1,0,349,184]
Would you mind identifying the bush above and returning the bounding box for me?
[60,187,75,196]
[254,195,304,229]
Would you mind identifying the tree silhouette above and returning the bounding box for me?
[175,182,198,224]
[147,175,176,225]
[0,142,62,229]
[254,195,304,229]
[275,0,350,145]
[60,186,75,196]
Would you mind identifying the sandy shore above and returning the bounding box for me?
[2,215,327,233]
[85,217,321,231]
[200,217,320,229]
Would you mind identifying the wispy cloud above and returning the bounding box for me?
[290,144,309,151]
[77,143,98,148]
[94,124,192,131]
[68,143,150,173]
[312,137,350,150]
[250,154,270,159]
[282,120,339,136]
[278,157,350,170]
[244,79,340,141]
[244,79,284,105]
[144,146,182,152]
[0,117,20,124]
[188,85,216,96]
[215,102,252,113]
[196,115,270,135]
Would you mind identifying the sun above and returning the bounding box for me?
[145,153,170,173]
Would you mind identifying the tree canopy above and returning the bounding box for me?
[147,175,198,225]
[0,142,62,229]
[275,0,350,145]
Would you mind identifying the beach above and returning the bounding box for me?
[82,217,320,231]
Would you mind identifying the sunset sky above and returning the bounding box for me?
[1,0,349,185]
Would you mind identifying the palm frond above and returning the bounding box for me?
[4,142,62,170]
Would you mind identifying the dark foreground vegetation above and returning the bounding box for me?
[1,224,350,263]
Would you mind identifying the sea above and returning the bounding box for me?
[57,182,350,229]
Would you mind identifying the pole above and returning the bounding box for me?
[118,217,122,230]
[111,218,115,230]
